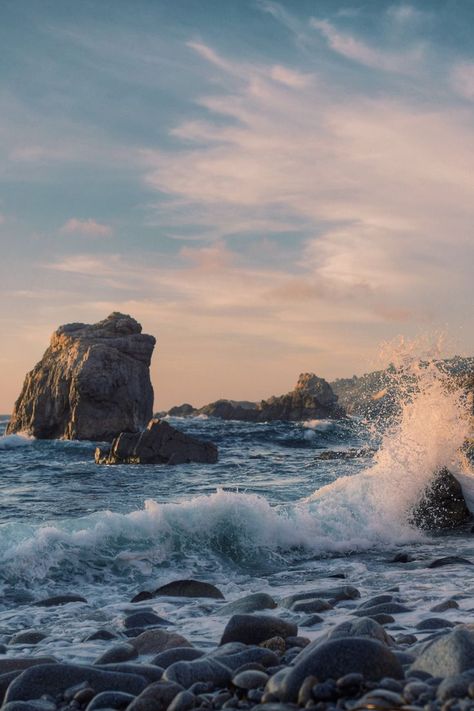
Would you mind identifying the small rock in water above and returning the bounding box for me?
[368,613,395,625]
[354,602,412,616]
[428,556,473,568]
[167,690,196,711]
[131,629,192,655]
[124,612,169,629]
[280,585,360,608]
[290,599,332,614]
[431,599,460,613]
[300,614,323,628]
[220,615,297,646]
[8,631,46,646]
[84,630,119,642]
[390,552,415,563]
[33,594,87,607]
[94,643,138,664]
[358,594,395,609]
[258,637,286,655]
[416,618,456,631]
[132,579,223,602]
[215,593,276,616]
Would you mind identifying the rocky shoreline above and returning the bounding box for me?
[3,563,474,711]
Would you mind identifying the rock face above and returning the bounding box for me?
[410,467,471,530]
[166,373,344,422]
[7,313,156,441]
[95,419,218,465]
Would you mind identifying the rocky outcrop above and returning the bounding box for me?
[7,313,155,441]
[165,373,344,422]
[95,418,218,465]
[410,467,471,530]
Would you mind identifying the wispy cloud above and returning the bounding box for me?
[310,17,424,73]
[451,62,474,100]
[59,218,113,237]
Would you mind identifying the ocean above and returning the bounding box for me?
[0,359,474,667]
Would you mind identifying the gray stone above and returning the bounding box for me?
[85,630,119,642]
[8,631,46,645]
[96,664,163,684]
[210,647,280,671]
[319,617,393,647]
[94,644,138,665]
[7,313,155,441]
[152,648,204,668]
[269,637,403,701]
[149,579,223,599]
[4,664,147,703]
[86,691,135,711]
[290,599,332,614]
[96,419,218,466]
[233,670,269,689]
[416,618,455,631]
[131,629,192,655]
[431,599,460,613]
[220,614,297,646]
[410,467,471,530]
[358,594,394,609]
[428,556,473,568]
[368,613,395,625]
[280,585,360,608]
[164,658,231,688]
[410,627,474,677]
[353,602,412,616]
[33,594,87,607]
[215,593,276,616]
[2,703,56,711]
[0,659,57,675]
[437,671,474,701]
[124,612,168,629]
[300,614,323,627]
[0,673,23,705]
[126,681,184,711]
[167,690,196,711]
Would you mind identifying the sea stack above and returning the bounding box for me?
[6,312,156,441]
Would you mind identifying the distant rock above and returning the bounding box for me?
[410,467,471,530]
[166,373,344,422]
[95,419,218,465]
[132,579,224,603]
[7,313,155,441]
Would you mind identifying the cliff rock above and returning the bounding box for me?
[7,312,156,441]
[95,418,218,465]
[196,373,344,422]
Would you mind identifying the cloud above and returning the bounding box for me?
[59,218,113,237]
[140,40,474,338]
[451,62,474,100]
[310,18,423,73]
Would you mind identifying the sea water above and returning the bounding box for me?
[0,353,474,664]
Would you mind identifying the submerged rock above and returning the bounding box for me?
[220,614,297,646]
[410,467,471,530]
[132,579,223,602]
[95,419,218,465]
[215,593,276,616]
[7,313,155,441]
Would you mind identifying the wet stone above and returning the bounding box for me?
[124,612,169,629]
[220,615,297,646]
[85,691,135,711]
[291,599,332,614]
[215,594,277,617]
[432,600,460,613]
[416,618,456,631]
[84,631,119,642]
[233,671,269,690]
[152,647,204,668]
[8,631,46,646]
[358,595,395,610]
[131,629,192,655]
[33,595,87,607]
[164,658,232,688]
[300,615,324,628]
[167,690,196,711]
[94,644,138,665]
[126,681,184,711]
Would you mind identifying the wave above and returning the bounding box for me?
[0,433,34,450]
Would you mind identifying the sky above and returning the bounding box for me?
[1,0,474,412]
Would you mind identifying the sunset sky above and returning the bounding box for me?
[2,0,474,412]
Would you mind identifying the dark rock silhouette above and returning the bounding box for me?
[411,467,471,530]
[95,418,218,465]
[7,313,155,441]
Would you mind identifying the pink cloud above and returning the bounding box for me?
[59,218,113,237]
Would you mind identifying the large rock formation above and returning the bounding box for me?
[7,313,156,441]
[411,467,471,530]
[166,373,344,422]
[95,418,218,465]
